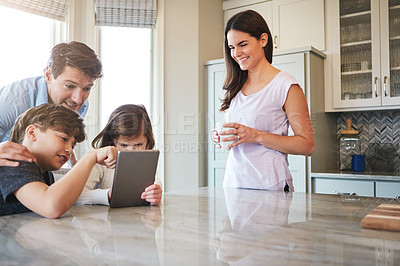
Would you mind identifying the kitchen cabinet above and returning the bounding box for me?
[222,0,325,51]
[312,178,375,197]
[325,0,400,111]
[224,1,273,29]
[312,176,400,199]
[272,0,325,51]
[206,47,337,192]
[376,181,400,198]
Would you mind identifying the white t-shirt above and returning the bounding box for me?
[224,71,299,190]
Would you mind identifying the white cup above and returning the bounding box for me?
[209,122,237,151]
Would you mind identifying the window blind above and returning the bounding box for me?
[0,0,69,21]
[95,0,157,28]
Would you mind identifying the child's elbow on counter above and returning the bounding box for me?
[39,202,69,219]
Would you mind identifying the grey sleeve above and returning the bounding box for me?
[0,161,44,203]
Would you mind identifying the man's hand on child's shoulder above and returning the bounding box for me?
[0,141,36,167]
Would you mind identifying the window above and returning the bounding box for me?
[0,6,55,88]
[99,26,152,128]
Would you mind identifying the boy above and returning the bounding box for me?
[0,104,117,218]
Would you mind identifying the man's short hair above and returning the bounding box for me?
[47,41,103,80]
[9,104,86,144]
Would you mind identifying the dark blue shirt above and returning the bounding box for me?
[0,161,54,216]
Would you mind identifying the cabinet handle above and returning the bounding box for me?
[273,35,278,49]
[383,76,388,97]
[333,191,357,196]
[374,77,378,97]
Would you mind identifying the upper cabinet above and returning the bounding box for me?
[222,0,325,51]
[225,1,273,28]
[325,0,400,111]
[272,0,325,50]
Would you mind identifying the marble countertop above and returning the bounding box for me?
[312,170,400,182]
[1,187,400,265]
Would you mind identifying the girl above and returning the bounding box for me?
[77,104,162,205]
[215,10,315,191]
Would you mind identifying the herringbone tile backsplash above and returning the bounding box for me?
[337,111,400,173]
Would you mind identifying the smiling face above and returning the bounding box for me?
[45,66,94,112]
[226,30,268,71]
[25,126,76,171]
[113,133,148,152]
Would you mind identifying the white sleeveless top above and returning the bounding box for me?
[224,71,299,190]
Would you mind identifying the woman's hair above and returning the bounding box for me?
[92,104,155,150]
[47,41,103,80]
[10,104,86,144]
[221,10,273,112]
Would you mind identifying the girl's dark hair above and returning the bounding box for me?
[221,10,273,111]
[92,104,155,150]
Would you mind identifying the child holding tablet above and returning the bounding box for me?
[77,104,162,205]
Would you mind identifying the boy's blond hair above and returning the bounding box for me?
[9,104,86,144]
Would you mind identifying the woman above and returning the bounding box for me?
[217,10,315,191]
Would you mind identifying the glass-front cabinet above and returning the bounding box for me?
[387,0,400,99]
[334,0,400,109]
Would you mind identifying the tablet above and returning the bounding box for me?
[109,150,160,208]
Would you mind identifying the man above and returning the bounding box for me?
[0,41,103,167]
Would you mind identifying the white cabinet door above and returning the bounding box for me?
[223,0,324,51]
[272,0,325,51]
[206,60,228,188]
[375,181,400,198]
[272,53,307,192]
[224,1,273,30]
[312,178,375,197]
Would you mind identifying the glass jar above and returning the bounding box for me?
[339,118,360,170]
[339,134,361,170]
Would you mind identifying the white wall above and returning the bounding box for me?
[162,0,224,191]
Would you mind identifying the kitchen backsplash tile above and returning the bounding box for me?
[337,111,400,173]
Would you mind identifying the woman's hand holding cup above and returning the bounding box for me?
[209,122,239,151]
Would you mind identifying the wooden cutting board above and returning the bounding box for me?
[361,204,400,231]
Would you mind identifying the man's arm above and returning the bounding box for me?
[0,81,35,165]
[14,146,118,218]
[0,141,36,167]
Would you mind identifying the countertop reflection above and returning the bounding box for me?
[1,187,399,265]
